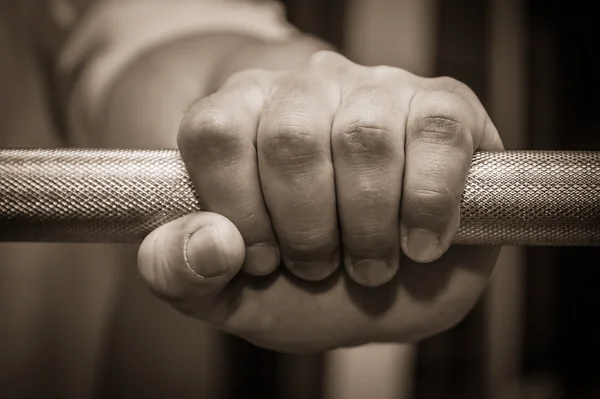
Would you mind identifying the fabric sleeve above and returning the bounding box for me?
[30,0,297,144]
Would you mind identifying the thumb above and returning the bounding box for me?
[137,211,245,308]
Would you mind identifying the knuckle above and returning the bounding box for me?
[406,186,458,217]
[346,224,392,241]
[412,112,469,148]
[142,237,186,301]
[228,68,264,81]
[283,230,336,258]
[146,263,175,300]
[370,65,399,81]
[344,226,394,255]
[429,76,480,107]
[261,117,324,166]
[224,68,270,88]
[370,65,412,82]
[335,119,395,158]
[432,75,462,88]
[308,49,347,67]
[371,65,398,76]
[178,106,243,162]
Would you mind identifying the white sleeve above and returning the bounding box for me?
[57,0,297,142]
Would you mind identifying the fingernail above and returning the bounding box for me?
[403,229,442,263]
[286,253,339,281]
[244,243,280,275]
[348,258,393,287]
[184,226,228,278]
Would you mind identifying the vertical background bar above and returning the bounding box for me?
[325,1,436,399]
[414,1,490,398]
[522,1,562,397]
[526,1,600,398]
[221,1,347,398]
[486,0,527,397]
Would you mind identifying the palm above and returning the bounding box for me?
[207,245,500,352]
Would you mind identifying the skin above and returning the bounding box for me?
[69,11,505,350]
[131,49,504,353]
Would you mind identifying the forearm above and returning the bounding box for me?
[88,33,331,149]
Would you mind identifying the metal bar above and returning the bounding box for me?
[1,148,599,245]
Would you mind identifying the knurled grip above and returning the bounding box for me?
[0,148,599,245]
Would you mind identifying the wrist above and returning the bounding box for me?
[83,33,331,148]
[210,34,334,90]
[89,33,257,148]
[59,0,300,146]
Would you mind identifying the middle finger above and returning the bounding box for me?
[257,72,341,281]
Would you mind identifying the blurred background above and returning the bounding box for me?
[1,0,598,398]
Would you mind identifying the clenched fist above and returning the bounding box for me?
[137,51,503,352]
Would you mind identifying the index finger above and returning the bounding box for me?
[178,70,281,276]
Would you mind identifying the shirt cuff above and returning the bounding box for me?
[60,0,296,143]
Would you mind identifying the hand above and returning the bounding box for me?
[137,51,503,352]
